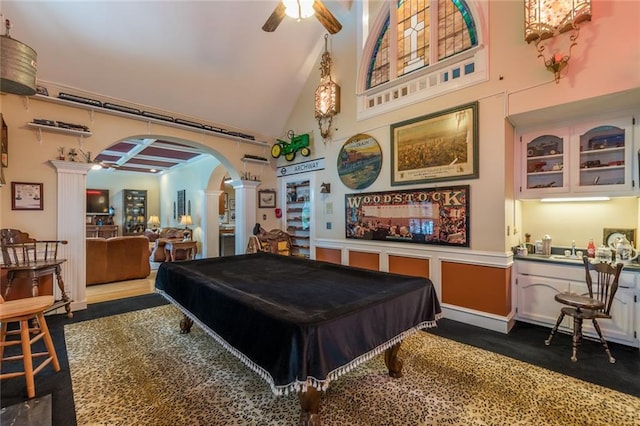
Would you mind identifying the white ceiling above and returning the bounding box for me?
[2,0,354,138]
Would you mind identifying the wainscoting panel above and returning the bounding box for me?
[388,255,430,279]
[348,251,380,271]
[441,261,512,316]
[315,247,341,264]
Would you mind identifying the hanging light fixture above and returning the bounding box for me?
[314,34,340,140]
[283,0,315,20]
[524,0,592,83]
[0,18,38,96]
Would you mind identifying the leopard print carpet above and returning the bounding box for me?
[65,305,640,425]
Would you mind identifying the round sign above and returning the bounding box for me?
[337,134,382,190]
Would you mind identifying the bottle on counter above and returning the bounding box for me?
[587,238,596,258]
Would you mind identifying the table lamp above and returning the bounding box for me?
[147,215,160,232]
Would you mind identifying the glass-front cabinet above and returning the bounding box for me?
[122,189,147,235]
[574,121,630,192]
[285,179,311,258]
[518,116,635,198]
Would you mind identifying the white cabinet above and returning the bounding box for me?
[517,116,636,198]
[515,260,638,347]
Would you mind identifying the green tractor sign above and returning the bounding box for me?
[271,130,311,162]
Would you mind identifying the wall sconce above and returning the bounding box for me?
[314,34,340,140]
[524,0,591,83]
[320,182,331,194]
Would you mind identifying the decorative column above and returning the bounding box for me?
[231,180,260,255]
[202,189,222,258]
[50,160,93,312]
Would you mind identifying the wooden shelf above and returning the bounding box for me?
[27,122,92,137]
[30,94,269,147]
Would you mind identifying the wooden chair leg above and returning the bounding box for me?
[20,319,36,398]
[545,312,565,346]
[571,317,583,362]
[0,321,7,364]
[592,319,616,364]
[37,313,61,372]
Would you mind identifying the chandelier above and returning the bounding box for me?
[314,34,340,140]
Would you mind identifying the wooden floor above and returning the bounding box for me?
[86,269,157,304]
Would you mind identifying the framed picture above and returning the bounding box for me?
[229,198,236,210]
[224,192,228,210]
[258,190,276,208]
[177,189,186,218]
[230,209,236,221]
[12,182,43,210]
[219,211,229,224]
[345,185,470,247]
[603,228,636,247]
[391,102,478,186]
[1,113,7,168]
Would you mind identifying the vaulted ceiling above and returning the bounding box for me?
[2,1,354,173]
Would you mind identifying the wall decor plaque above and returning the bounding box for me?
[337,133,382,190]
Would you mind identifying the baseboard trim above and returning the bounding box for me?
[441,304,515,334]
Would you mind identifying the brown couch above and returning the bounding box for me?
[86,236,151,285]
[147,227,191,262]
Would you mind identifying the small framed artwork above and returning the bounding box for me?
[230,209,236,221]
[12,182,43,210]
[391,102,479,186]
[177,189,186,217]
[258,190,276,208]
[219,211,229,224]
[229,198,236,210]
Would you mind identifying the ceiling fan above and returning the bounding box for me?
[262,0,342,34]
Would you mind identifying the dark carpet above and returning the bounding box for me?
[1,293,638,425]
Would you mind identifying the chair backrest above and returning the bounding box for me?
[1,228,67,266]
[582,256,624,316]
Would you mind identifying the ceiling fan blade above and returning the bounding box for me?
[313,0,342,34]
[262,2,286,32]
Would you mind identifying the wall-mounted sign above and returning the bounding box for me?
[277,158,325,177]
[337,134,382,190]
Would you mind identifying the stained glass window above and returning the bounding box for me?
[366,0,477,89]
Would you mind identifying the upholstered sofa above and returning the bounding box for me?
[147,227,191,262]
[86,236,151,285]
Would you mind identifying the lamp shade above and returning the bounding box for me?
[180,214,193,226]
[147,215,160,226]
[524,0,592,43]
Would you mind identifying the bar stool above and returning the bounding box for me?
[0,295,61,398]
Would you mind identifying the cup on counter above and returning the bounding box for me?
[564,250,571,257]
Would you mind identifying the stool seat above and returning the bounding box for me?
[0,295,61,398]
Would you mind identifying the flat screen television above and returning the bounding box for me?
[86,188,110,215]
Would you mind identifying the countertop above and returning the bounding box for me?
[514,253,640,272]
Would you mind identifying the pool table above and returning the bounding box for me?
[155,252,441,424]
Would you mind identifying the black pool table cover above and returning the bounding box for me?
[155,252,442,395]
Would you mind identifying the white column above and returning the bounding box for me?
[202,189,222,258]
[231,180,261,255]
[50,160,93,312]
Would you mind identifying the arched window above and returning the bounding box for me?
[358,0,487,119]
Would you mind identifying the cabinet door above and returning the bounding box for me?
[123,189,147,235]
[571,117,634,194]
[519,129,570,198]
[516,274,570,327]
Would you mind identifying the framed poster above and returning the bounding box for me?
[12,182,43,210]
[177,189,186,218]
[345,185,469,247]
[337,133,382,190]
[258,190,276,208]
[391,102,478,186]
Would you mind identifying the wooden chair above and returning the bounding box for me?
[545,256,624,363]
[0,294,61,398]
[1,228,72,317]
[246,229,293,256]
